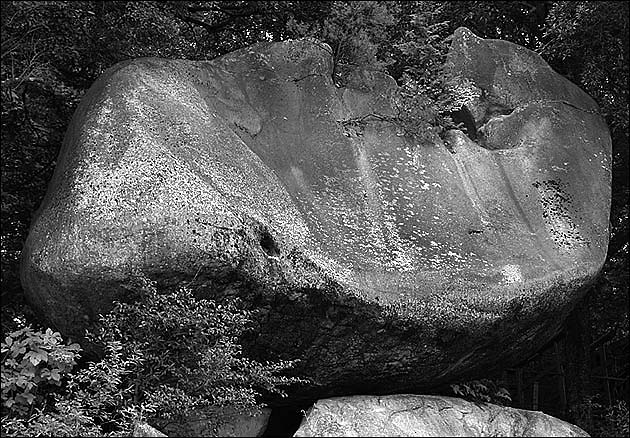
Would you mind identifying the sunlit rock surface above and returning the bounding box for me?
[293,395,589,437]
[21,28,611,400]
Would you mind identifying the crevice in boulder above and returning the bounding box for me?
[259,228,280,257]
[449,106,478,141]
[290,73,325,83]
[443,99,515,150]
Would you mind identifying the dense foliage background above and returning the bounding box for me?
[1,1,628,436]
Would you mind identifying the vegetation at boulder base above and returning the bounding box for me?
[2,275,304,436]
[1,1,628,436]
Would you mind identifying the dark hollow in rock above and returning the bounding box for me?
[21,28,611,403]
[449,106,478,141]
[262,405,310,437]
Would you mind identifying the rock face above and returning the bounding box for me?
[132,422,167,437]
[293,395,589,437]
[160,408,271,437]
[21,28,611,400]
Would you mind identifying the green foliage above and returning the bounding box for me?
[450,379,512,406]
[287,1,397,85]
[1,325,81,414]
[434,1,551,50]
[91,275,306,433]
[542,1,629,137]
[1,400,104,437]
[0,316,141,436]
[603,401,630,437]
[1,276,305,436]
[392,8,479,143]
[571,397,629,437]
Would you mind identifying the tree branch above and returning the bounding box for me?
[175,13,235,34]
[187,4,261,17]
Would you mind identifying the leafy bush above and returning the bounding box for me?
[602,401,630,437]
[392,9,481,144]
[1,325,81,414]
[450,379,512,406]
[571,396,629,437]
[92,275,306,434]
[1,275,306,436]
[0,313,143,436]
[1,400,103,437]
[287,1,397,85]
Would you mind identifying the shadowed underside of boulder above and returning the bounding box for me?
[21,28,611,401]
[293,395,589,437]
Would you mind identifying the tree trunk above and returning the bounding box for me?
[563,287,594,423]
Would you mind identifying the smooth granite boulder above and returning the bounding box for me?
[21,28,611,400]
[293,395,589,437]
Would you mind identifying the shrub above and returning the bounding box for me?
[1,317,138,436]
[1,401,103,437]
[571,396,629,437]
[88,274,307,434]
[393,12,480,144]
[1,275,306,436]
[602,401,630,437]
[450,378,512,406]
[1,325,81,414]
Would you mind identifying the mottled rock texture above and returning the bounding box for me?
[21,28,611,401]
[132,422,167,437]
[131,410,269,437]
[293,395,589,437]
[161,408,271,437]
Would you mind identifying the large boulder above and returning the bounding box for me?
[21,28,611,400]
[293,395,589,437]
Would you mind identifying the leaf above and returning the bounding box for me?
[21,366,36,378]
[20,392,36,404]
[24,350,46,366]
[50,369,61,382]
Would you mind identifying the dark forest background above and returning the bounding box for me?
[1,1,628,436]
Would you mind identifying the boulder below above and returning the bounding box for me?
[131,409,269,437]
[160,408,271,437]
[293,395,589,437]
[132,422,167,437]
[21,28,611,401]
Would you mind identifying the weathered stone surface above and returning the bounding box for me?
[216,409,270,437]
[21,28,611,400]
[132,422,167,437]
[293,395,589,437]
[161,408,271,437]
